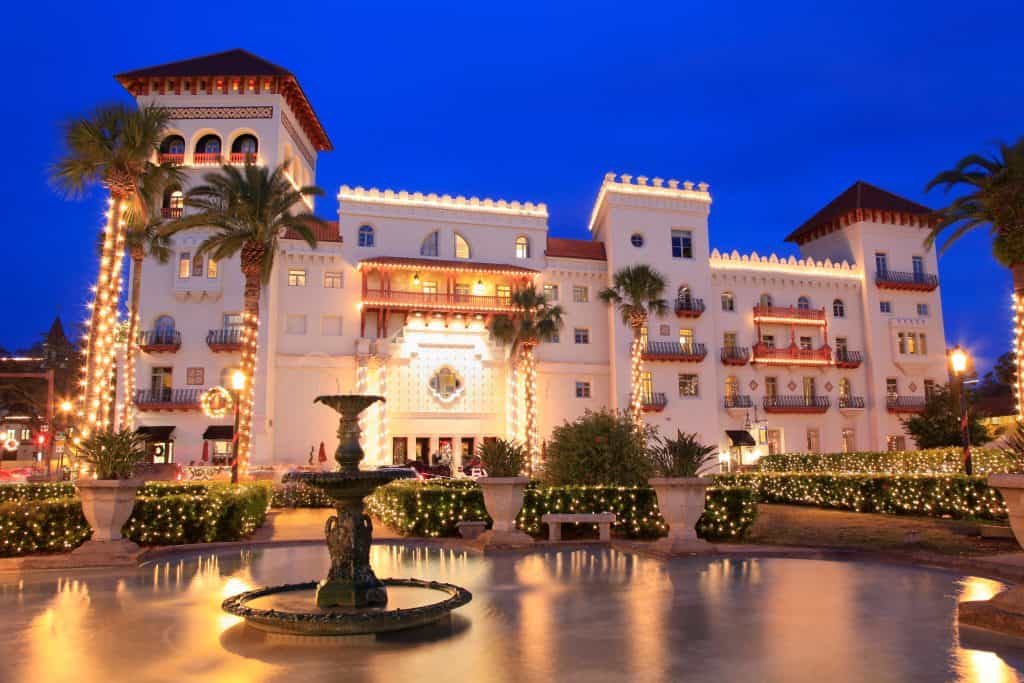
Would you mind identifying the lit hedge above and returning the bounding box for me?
[714,472,1007,521]
[756,448,1016,475]
[366,481,758,541]
[271,482,335,508]
[0,482,77,503]
[0,497,91,556]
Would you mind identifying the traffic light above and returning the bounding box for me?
[36,433,46,447]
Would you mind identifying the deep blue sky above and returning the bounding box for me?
[2,1,1020,369]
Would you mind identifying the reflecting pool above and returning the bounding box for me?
[1,545,1023,682]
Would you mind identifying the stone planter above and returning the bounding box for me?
[477,477,532,548]
[649,476,714,554]
[75,478,143,542]
[988,474,1024,548]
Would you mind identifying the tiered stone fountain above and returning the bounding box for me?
[222,395,471,636]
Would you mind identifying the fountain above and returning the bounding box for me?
[222,395,472,636]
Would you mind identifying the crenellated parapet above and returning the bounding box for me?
[710,248,861,279]
[588,172,712,232]
[338,185,548,218]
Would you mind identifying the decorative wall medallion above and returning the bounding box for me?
[908,382,918,392]
[428,366,465,404]
[787,381,798,392]
[749,380,758,391]
[824,381,834,392]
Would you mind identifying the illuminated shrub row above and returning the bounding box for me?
[0,498,90,557]
[0,482,77,503]
[271,482,335,508]
[756,448,1016,475]
[365,481,758,541]
[714,473,1007,521]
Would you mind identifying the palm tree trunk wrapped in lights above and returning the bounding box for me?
[521,341,539,464]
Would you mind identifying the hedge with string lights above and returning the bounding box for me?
[0,497,90,556]
[714,473,1007,521]
[756,448,1016,475]
[365,480,757,541]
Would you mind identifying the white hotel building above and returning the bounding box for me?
[117,50,949,470]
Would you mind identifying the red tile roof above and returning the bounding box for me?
[283,219,340,243]
[545,237,607,261]
[115,49,331,152]
[786,181,933,245]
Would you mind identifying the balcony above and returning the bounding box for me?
[642,341,707,362]
[229,152,258,165]
[838,396,866,411]
[763,395,830,413]
[134,388,201,412]
[158,153,184,165]
[161,207,183,219]
[193,153,222,166]
[753,305,826,326]
[875,270,938,292]
[886,395,926,413]
[751,343,832,366]
[721,346,750,366]
[724,395,753,410]
[642,392,667,412]
[207,328,243,352]
[138,330,181,353]
[674,296,706,319]
[834,349,864,368]
[362,288,519,314]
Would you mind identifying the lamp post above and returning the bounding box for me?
[230,370,247,484]
[57,400,72,479]
[950,345,971,475]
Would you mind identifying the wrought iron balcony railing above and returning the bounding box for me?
[720,346,750,365]
[752,305,826,324]
[838,395,865,410]
[207,328,244,351]
[138,329,181,352]
[674,296,706,318]
[834,349,864,368]
[134,388,201,411]
[362,288,519,313]
[886,395,927,413]
[641,392,668,411]
[642,341,707,362]
[875,270,939,291]
[724,395,753,409]
[763,395,830,412]
[751,343,832,366]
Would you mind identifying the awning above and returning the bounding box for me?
[202,425,234,440]
[136,425,175,441]
[725,430,756,447]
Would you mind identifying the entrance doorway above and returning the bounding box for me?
[460,437,475,462]
[392,437,408,465]
[766,429,782,455]
[414,437,430,463]
[437,437,454,467]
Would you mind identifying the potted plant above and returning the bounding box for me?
[476,439,533,547]
[72,429,147,543]
[988,425,1024,547]
[648,430,717,554]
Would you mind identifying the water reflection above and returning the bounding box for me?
[0,546,1021,682]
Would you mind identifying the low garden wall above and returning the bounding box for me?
[0,482,271,557]
[756,448,1016,475]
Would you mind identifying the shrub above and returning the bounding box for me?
[0,498,91,556]
[123,484,270,544]
[543,409,655,486]
[477,438,526,477]
[715,472,1006,521]
[649,431,717,477]
[901,384,990,448]
[271,481,334,508]
[70,429,148,479]
[756,448,1016,475]
[0,483,76,503]
[366,480,758,541]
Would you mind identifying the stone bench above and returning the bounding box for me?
[541,513,616,542]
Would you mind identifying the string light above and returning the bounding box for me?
[234,310,260,478]
[522,343,541,475]
[630,334,644,426]
[1013,293,1024,422]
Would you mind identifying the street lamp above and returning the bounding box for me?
[229,370,246,484]
[56,399,74,480]
[950,345,972,475]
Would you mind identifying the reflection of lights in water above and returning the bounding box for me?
[955,576,1018,682]
[958,576,1003,604]
[221,576,253,599]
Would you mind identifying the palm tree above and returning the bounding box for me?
[52,103,170,436]
[926,139,1024,419]
[162,162,325,479]
[599,265,668,426]
[488,285,564,472]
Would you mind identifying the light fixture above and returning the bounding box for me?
[950,345,968,375]
[231,369,247,392]
[412,273,420,286]
[60,400,73,413]
[473,279,485,295]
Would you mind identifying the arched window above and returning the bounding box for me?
[759,293,773,308]
[195,134,222,163]
[420,231,439,257]
[154,315,175,332]
[454,233,471,259]
[231,134,258,159]
[833,298,845,318]
[797,296,810,310]
[721,292,735,312]
[159,135,185,160]
[839,377,851,399]
[358,225,374,247]
[161,187,184,218]
[515,236,530,259]
[192,253,204,278]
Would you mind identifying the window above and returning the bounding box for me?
[573,286,588,303]
[358,225,374,247]
[154,315,175,334]
[802,377,816,399]
[839,377,851,398]
[574,328,590,344]
[321,315,343,336]
[285,314,307,335]
[799,336,812,351]
[454,283,471,298]
[640,327,649,348]
[659,325,670,336]
[543,284,559,301]
[765,377,778,398]
[723,332,738,350]
[842,429,855,453]
[420,231,439,257]
[679,328,694,347]
[196,134,221,155]
[887,435,907,452]
[678,373,699,397]
[515,236,531,259]
[761,334,775,349]
[207,258,218,279]
[186,367,204,385]
[917,303,929,316]
[880,301,892,314]
[575,381,591,398]
[496,285,511,303]
[924,379,936,399]
[897,332,907,354]
[178,253,190,279]
[421,281,438,295]
[223,313,242,329]
[323,272,343,288]
[232,134,258,157]
[797,296,810,311]
[288,269,307,286]
[886,378,898,398]
[167,189,184,210]
[454,233,471,259]
[161,135,185,156]
[806,428,820,453]
[919,333,927,355]
[759,293,773,308]
[20,429,30,441]
[835,337,848,354]
[721,292,735,312]
[677,285,692,306]
[630,233,644,247]
[219,367,240,388]
[550,331,560,343]
[725,376,739,399]
[150,367,172,397]
[912,256,925,278]
[641,371,653,401]
[875,252,888,275]
[671,230,693,259]
[191,253,203,278]
[833,299,845,317]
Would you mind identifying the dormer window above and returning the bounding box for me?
[515,236,530,259]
